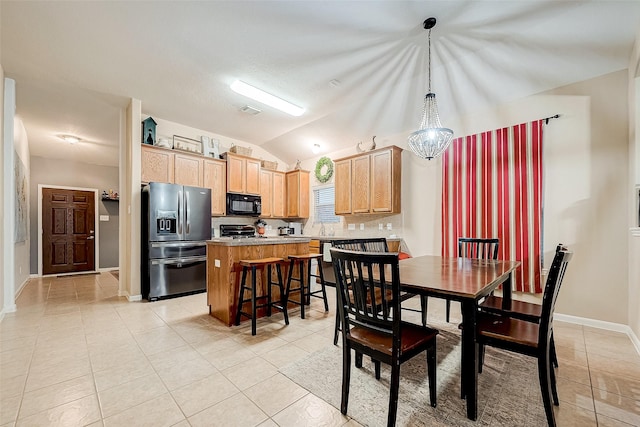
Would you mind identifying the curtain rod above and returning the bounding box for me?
[543,114,560,125]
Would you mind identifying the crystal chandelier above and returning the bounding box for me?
[408,17,453,160]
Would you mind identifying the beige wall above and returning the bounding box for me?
[1,64,5,316]
[13,118,30,290]
[628,29,640,337]
[304,69,630,325]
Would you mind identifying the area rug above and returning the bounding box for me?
[280,321,548,427]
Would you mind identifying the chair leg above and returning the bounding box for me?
[550,355,559,406]
[551,332,559,368]
[276,264,289,325]
[341,346,351,415]
[478,344,485,374]
[446,299,451,323]
[420,295,428,327]
[334,312,340,346]
[538,352,557,427]
[316,259,329,312]
[355,351,363,368]
[427,345,437,408]
[235,267,248,326]
[374,360,381,380]
[388,363,401,427]
[250,266,258,336]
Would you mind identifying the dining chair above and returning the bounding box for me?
[475,246,572,427]
[442,238,500,322]
[331,248,438,427]
[331,238,427,346]
[478,243,566,368]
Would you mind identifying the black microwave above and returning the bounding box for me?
[226,193,261,216]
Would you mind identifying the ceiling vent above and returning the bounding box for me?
[239,105,262,115]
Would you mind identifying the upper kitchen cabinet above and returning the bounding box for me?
[203,159,227,216]
[223,152,261,195]
[333,145,402,215]
[174,152,203,187]
[286,170,310,218]
[260,169,286,218]
[334,159,352,215]
[141,145,175,184]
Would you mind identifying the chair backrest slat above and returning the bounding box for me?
[538,248,573,349]
[458,237,499,260]
[331,248,401,346]
[332,238,389,253]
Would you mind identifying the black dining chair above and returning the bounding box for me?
[441,238,500,323]
[331,248,438,427]
[475,246,572,427]
[331,238,427,345]
[478,243,566,368]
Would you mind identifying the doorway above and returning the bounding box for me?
[40,186,97,275]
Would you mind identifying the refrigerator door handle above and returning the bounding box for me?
[186,190,191,235]
[150,255,207,266]
[177,190,183,235]
[150,242,207,249]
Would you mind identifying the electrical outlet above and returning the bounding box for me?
[378,223,383,230]
[386,223,392,230]
[348,224,356,230]
[214,259,221,268]
[360,223,365,230]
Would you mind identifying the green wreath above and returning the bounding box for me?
[315,156,334,183]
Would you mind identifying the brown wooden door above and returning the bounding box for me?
[42,188,95,275]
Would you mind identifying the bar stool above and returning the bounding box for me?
[235,257,289,336]
[285,253,329,319]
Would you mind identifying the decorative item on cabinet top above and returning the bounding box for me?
[229,143,252,157]
[141,117,157,145]
[314,156,333,183]
[261,159,278,171]
[202,136,221,159]
[173,135,202,154]
[356,135,377,153]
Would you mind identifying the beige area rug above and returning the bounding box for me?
[280,321,548,427]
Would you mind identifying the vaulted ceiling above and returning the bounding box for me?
[2,1,640,167]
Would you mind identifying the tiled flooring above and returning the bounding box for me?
[1,273,639,426]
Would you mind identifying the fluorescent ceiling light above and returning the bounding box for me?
[230,80,304,117]
[60,135,80,144]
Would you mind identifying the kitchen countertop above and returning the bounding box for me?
[207,236,311,246]
[306,236,402,242]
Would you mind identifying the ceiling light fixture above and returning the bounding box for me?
[407,17,454,160]
[312,143,321,154]
[230,80,304,117]
[60,135,81,144]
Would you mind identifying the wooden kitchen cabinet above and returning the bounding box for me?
[260,170,286,218]
[141,145,174,184]
[334,159,352,215]
[333,145,402,215]
[285,170,309,218]
[203,159,227,216]
[174,152,203,187]
[223,152,261,195]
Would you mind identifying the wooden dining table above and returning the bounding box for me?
[397,255,521,421]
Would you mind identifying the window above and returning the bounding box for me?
[314,186,340,224]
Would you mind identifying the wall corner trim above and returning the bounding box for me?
[555,313,640,355]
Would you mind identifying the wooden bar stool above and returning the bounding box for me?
[285,253,329,319]
[235,257,289,335]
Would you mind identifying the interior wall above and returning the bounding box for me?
[0,64,5,317]
[14,118,30,290]
[628,28,640,338]
[303,70,629,325]
[28,156,120,273]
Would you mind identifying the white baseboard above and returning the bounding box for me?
[555,313,640,355]
[127,294,142,302]
[98,267,119,272]
[15,275,30,300]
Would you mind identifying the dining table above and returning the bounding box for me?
[397,255,521,421]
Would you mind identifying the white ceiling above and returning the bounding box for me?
[2,1,640,167]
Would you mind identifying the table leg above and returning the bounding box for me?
[502,272,513,311]
[461,300,478,420]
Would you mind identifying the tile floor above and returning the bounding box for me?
[1,273,639,426]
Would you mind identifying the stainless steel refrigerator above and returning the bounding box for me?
[142,182,211,301]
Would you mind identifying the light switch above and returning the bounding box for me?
[379,223,383,230]
[99,215,109,222]
[348,224,356,230]
[386,223,392,230]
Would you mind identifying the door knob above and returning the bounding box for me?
[87,236,95,240]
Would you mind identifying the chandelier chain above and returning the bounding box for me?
[428,28,432,93]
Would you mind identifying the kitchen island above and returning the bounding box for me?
[206,237,310,326]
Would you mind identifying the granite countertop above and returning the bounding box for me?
[207,236,311,246]
[307,236,402,242]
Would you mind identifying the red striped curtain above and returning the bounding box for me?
[441,120,543,293]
